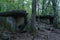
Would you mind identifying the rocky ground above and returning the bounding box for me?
[0,22,60,40]
[0,28,60,40]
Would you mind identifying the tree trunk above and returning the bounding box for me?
[52,0,58,28]
[31,0,37,39]
[42,0,47,15]
[31,0,37,31]
[37,0,40,23]
[42,0,51,15]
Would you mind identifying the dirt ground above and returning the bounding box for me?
[0,28,60,40]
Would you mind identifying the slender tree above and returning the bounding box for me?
[42,0,51,15]
[37,0,39,17]
[31,0,37,40]
[42,0,47,15]
[31,0,37,32]
[52,0,58,28]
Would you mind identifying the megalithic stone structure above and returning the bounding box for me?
[0,10,28,32]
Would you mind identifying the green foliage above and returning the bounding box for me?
[0,0,60,32]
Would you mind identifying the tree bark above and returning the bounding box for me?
[31,0,37,39]
[31,0,37,31]
[52,0,58,28]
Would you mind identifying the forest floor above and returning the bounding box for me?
[0,28,60,40]
[15,29,60,40]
